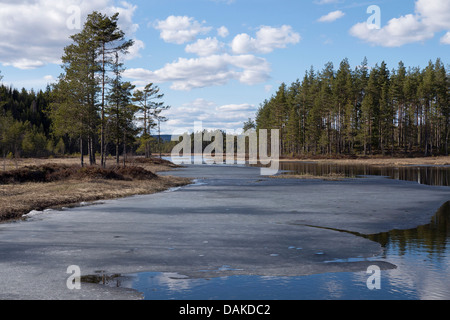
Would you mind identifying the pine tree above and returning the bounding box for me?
[297,69,315,153]
[285,106,300,155]
[107,52,137,166]
[85,12,134,168]
[252,58,448,157]
[0,113,25,168]
[50,22,99,167]
[334,59,356,154]
[404,67,422,153]
[318,62,334,154]
[306,96,323,155]
[390,62,407,152]
[243,118,256,132]
[271,83,289,154]
[420,61,437,156]
[132,83,165,158]
[152,102,170,159]
[433,59,449,155]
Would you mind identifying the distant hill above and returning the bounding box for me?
[153,134,176,142]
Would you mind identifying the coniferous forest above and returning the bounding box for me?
[1,12,449,164]
[254,58,449,157]
[0,12,169,167]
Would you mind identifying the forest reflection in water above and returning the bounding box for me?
[85,202,450,300]
[279,161,450,186]
[83,160,450,299]
[368,201,450,259]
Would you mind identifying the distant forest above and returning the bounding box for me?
[0,12,169,167]
[252,58,449,157]
[0,84,55,159]
[1,12,449,166]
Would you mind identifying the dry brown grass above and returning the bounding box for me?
[1,156,180,172]
[270,173,348,181]
[0,156,191,223]
[279,156,450,167]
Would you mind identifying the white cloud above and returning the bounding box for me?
[217,26,230,38]
[124,54,271,91]
[187,98,217,109]
[125,19,300,95]
[231,34,255,55]
[154,16,212,44]
[350,14,435,47]
[43,75,56,82]
[216,104,256,112]
[441,32,450,44]
[126,39,145,60]
[231,25,301,54]
[3,59,46,70]
[105,1,139,35]
[133,19,299,91]
[185,37,225,56]
[415,0,450,31]
[0,0,142,70]
[3,74,58,89]
[318,10,345,23]
[350,0,450,47]
[163,99,256,133]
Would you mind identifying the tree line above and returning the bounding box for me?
[0,80,55,165]
[0,12,170,168]
[253,58,449,157]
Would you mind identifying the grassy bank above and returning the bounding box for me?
[159,153,450,167]
[279,155,450,167]
[0,157,191,223]
[270,173,348,181]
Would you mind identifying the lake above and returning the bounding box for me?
[88,161,450,300]
[88,202,450,300]
[279,161,450,187]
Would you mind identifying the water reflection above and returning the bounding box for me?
[92,270,424,300]
[279,162,450,186]
[367,202,450,300]
[90,270,396,300]
[86,202,450,300]
[368,202,450,258]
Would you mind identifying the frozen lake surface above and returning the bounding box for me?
[0,163,449,300]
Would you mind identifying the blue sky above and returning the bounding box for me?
[0,0,449,134]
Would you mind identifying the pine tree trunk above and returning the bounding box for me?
[101,43,106,168]
[445,128,449,156]
[116,140,120,166]
[80,136,84,168]
[123,131,126,167]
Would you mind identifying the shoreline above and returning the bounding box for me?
[1,154,448,223]
[277,155,450,167]
[0,162,448,300]
[0,157,192,223]
[162,153,450,167]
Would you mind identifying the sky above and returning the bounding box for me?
[0,0,449,134]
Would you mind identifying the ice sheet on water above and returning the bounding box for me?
[164,186,182,193]
[191,179,207,186]
[23,209,55,220]
[23,210,43,217]
[199,265,244,272]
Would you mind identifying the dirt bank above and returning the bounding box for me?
[0,157,191,222]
